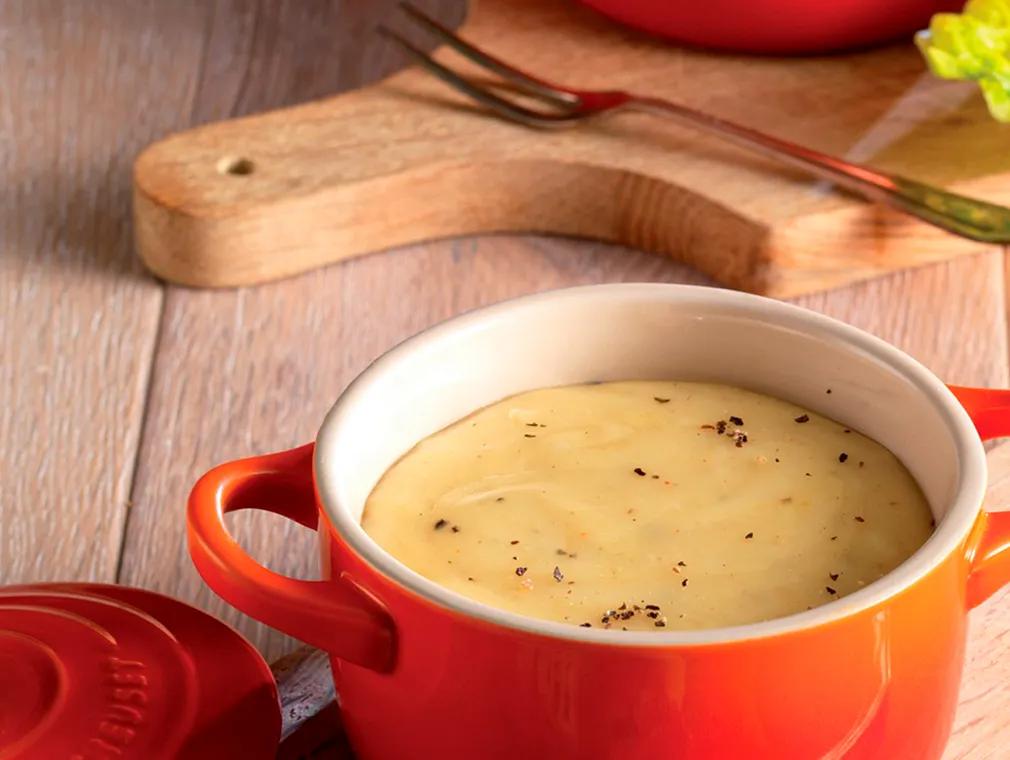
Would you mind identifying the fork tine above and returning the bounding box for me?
[397,1,580,108]
[378,25,579,129]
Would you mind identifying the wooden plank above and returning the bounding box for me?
[0,0,214,582]
[795,250,1007,389]
[0,0,464,590]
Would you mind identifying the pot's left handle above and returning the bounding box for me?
[949,386,1010,608]
[188,443,396,671]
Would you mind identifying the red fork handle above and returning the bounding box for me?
[949,386,1010,608]
[187,443,396,671]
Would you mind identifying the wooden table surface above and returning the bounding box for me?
[3,1,1010,757]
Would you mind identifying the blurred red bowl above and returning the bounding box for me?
[577,0,963,54]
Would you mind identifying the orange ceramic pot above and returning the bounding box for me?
[189,284,1010,759]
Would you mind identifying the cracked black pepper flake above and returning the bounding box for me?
[838,452,849,463]
[830,536,838,541]
[633,467,646,476]
[580,622,591,627]
[854,516,865,523]
[745,532,754,539]
[826,586,837,595]
[829,572,839,581]
[467,576,474,581]
[729,415,744,426]
[716,420,727,434]
[510,539,519,545]
[826,389,832,394]
[794,414,810,423]
[655,619,667,628]
[524,433,536,438]
[774,458,780,463]
[651,474,660,479]
[434,519,448,530]
[496,497,505,502]
[858,461,864,468]
[644,604,660,611]
[553,566,564,583]
[526,422,539,427]
[654,396,671,404]
[646,610,659,619]
[677,561,687,567]
[843,429,851,434]
[733,431,748,447]
[451,525,460,533]
[515,566,527,576]
[681,578,689,587]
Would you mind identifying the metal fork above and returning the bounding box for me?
[381,2,1010,244]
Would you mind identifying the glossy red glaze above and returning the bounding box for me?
[187,444,395,671]
[0,584,278,759]
[576,0,962,54]
[950,386,1010,609]
[188,386,1010,760]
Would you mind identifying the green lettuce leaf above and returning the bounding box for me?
[916,0,1010,121]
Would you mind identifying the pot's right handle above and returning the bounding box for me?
[949,386,1010,608]
[188,443,396,671]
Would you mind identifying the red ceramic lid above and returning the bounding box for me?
[0,583,279,759]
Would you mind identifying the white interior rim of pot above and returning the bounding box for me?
[315,283,987,646]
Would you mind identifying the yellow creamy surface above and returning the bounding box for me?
[361,381,934,631]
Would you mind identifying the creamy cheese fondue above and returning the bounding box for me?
[361,381,933,630]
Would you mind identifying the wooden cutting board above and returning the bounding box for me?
[133,0,1007,297]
